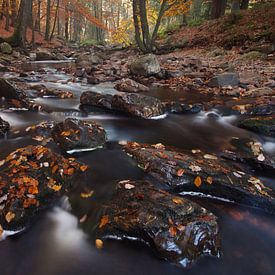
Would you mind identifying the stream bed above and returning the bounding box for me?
[0,61,274,275]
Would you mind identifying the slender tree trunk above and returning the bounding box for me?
[35,0,41,32]
[10,0,17,26]
[44,0,51,40]
[65,4,69,40]
[5,0,10,31]
[231,0,240,13]
[50,0,59,40]
[211,0,227,19]
[240,0,249,9]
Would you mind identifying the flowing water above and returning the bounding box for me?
[0,62,274,275]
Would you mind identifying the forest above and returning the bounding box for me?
[0,0,274,275]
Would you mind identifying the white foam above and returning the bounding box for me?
[180,191,233,203]
[67,146,103,154]
[150,113,168,120]
[263,141,275,154]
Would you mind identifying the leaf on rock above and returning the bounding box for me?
[125,183,135,190]
[169,226,177,237]
[172,198,183,204]
[95,239,103,249]
[80,190,94,198]
[176,169,185,177]
[194,176,202,188]
[99,215,109,228]
[5,212,15,223]
[80,165,89,172]
[203,154,218,160]
[51,185,62,192]
[206,176,213,184]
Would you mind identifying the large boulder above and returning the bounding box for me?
[122,142,275,214]
[0,145,88,231]
[35,48,58,61]
[238,116,275,137]
[96,180,220,268]
[51,118,107,152]
[114,78,149,93]
[129,54,161,76]
[0,42,12,54]
[80,91,165,119]
[0,117,10,136]
[76,53,103,68]
[0,78,27,100]
[208,73,240,87]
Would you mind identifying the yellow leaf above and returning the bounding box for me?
[194,176,202,188]
[80,190,94,198]
[5,212,15,223]
[95,239,103,249]
[51,185,62,192]
[172,198,183,204]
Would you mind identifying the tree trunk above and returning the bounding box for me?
[8,0,32,47]
[65,4,69,40]
[211,0,227,19]
[5,0,10,31]
[50,0,59,40]
[44,0,51,40]
[10,0,17,26]
[231,0,240,13]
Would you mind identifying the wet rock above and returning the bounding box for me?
[0,78,27,100]
[0,117,10,136]
[87,75,100,85]
[239,72,263,86]
[76,53,103,68]
[97,180,221,268]
[35,49,57,61]
[241,87,275,97]
[0,42,12,54]
[114,78,149,93]
[165,70,184,78]
[25,121,55,139]
[0,145,88,230]
[51,118,107,152]
[129,54,161,76]
[239,116,275,137]
[221,137,275,174]
[80,91,165,119]
[163,101,203,114]
[122,142,275,213]
[208,73,240,87]
[37,88,74,99]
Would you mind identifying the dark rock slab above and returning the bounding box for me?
[0,117,10,136]
[239,116,275,137]
[122,142,275,213]
[163,101,203,114]
[80,91,165,119]
[0,145,88,230]
[115,78,149,93]
[52,118,107,152]
[97,180,220,267]
[0,78,27,100]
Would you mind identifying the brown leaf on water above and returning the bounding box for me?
[95,239,103,249]
[80,165,89,172]
[5,212,15,223]
[194,176,202,187]
[176,168,185,177]
[99,215,109,228]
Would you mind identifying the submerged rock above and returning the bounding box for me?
[0,117,10,136]
[0,145,88,230]
[80,91,165,119]
[122,142,275,213]
[129,54,161,76]
[115,78,149,93]
[208,73,240,87]
[51,118,107,152]
[239,116,275,137]
[36,88,74,99]
[163,101,203,114]
[97,180,220,268]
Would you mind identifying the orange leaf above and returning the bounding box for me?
[99,215,109,228]
[80,165,89,172]
[206,176,213,184]
[169,226,177,237]
[95,239,103,249]
[194,176,202,187]
[5,212,15,223]
[172,198,183,204]
[51,185,62,192]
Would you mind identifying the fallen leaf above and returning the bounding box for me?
[189,165,202,172]
[95,239,103,249]
[0,160,5,167]
[191,149,201,154]
[0,224,3,237]
[152,143,165,149]
[80,165,89,172]
[51,185,62,192]
[80,190,94,198]
[176,169,185,177]
[80,214,87,223]
[99,215,109,228]
[194,176,202,187]
[172,198,183,204]
[206,176,213,184]
[203,154,218,160]
[5,212,15,223]
[125,183,135,189]
[169,226,177,237]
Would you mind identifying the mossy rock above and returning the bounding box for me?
[239,116,275,137]
[0,42,12,54]
[239,51,266,61]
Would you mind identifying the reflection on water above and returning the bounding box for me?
[0,62,274,275]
